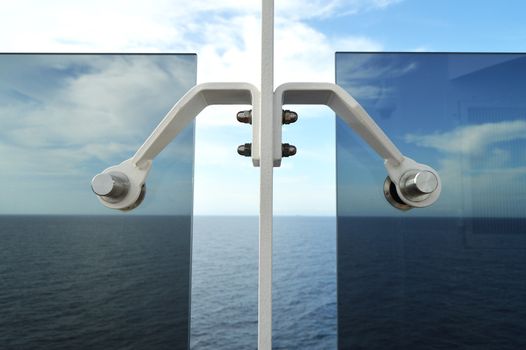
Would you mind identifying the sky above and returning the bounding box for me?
[1,0,526,216]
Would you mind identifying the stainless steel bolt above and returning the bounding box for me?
[237,110,252,124]
[91,172,130,199]
[282,110,298,124]
[400,170,438,202]
[237,143,252,157]
[282,143,297,157]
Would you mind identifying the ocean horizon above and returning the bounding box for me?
[1,215,525,349]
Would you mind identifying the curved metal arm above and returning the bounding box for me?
[92,82,260,210]
[273,82,404,166]
[274,82,441,209]
[134,82,260,169]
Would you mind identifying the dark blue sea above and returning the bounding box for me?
[1,216,525,349]
[191,216,337,350]
[338,217,526,350]
[0,216,192,350]
[0,216,336,350]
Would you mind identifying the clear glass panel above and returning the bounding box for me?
[336,53,526,349]
[0,54,196,349]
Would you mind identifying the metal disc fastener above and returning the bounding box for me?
[91,172,130,202]
[399,170,438,202]
[383,176,412,211]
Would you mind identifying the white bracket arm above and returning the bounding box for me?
[91,81,441,211]
[274,82,441,209]
[134,82,261,169]
[91,82,260,210]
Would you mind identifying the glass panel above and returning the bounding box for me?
[336,53,526,349]
[0,54,196,349]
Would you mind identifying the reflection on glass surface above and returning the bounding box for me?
[337,53,526,349]
[0,54,196,349]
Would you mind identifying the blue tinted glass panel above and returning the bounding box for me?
[336,53,526,349]
[0,54,196,349]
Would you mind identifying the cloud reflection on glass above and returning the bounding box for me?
[337,53,526,350]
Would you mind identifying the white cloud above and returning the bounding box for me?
[0,0,405,214]
[189,14,383,91]
[405,120,526,155]
[404,120,526,217]
[0,55,195,196]
[1,56,194,158]
[336,56,417,102]
[0,1,402,51]
[0,1,386,83]
[276,0,403,19]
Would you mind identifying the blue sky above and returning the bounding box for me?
[1,1,526,216]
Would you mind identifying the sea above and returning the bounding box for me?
[1,216,525,349]
[0,216,336,350]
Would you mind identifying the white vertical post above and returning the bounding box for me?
[259,0,274,349]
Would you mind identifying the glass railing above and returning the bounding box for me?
[0,54,196,349]
[337,53,526,349]
[3,52,526,350]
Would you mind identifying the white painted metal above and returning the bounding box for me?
[258,0,274,349]
[274,82,441,208]
[273,82,404,166]
[93,82,260,210]
[93,158,151,211]
[133,82,261,169]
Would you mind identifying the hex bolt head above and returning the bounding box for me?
[237,143,252,157]
[282,110,298,124]
[237,110,252,124]
[282,143,297,157]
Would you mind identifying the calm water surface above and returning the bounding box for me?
[2,216,524,349]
